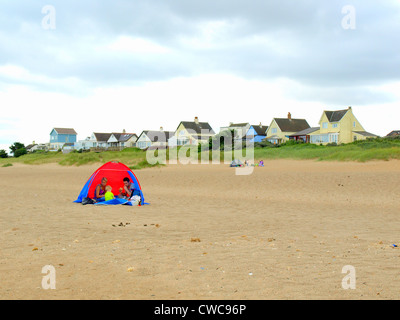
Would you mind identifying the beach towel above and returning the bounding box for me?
[94,198,134,206]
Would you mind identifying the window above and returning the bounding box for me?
[322,122,328,129]
[332,123,338,128]
[178,138,189,146]
[353,122,356,128]
[354,136,357,141]
[311,134,329,143]
[271,128,277,134]
[329,133,338,143]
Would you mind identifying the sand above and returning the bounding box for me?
[1,160,400,300]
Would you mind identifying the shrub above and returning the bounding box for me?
[14,148,27,158]
[2,163,13,167]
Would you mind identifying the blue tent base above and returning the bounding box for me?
[74,198,150,206]
[94,198,132,206]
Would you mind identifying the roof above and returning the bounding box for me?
[266,135,281,140]
[273,118,310,132]
[229,123,249,128]
[93,133,112,142]
[111,133,137,142]
[289,127,320,137]
[25,144,38,150]
[180,121,215,135]
[251,125,268,136]
[386,130,400,137]
[323,109,348,123]
[142,131,175,143]
[353,131,379,137]
[53,128,77,135]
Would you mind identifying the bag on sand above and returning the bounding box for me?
[130,195,141,206]
[82,197,96,205]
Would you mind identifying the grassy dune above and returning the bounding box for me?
[1,138,400,167]
[252,138,400,162]
[0,148,159,168]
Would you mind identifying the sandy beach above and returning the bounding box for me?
[1,160,400,300]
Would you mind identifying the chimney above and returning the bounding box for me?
[33,140,36,145]
[194,116,199,124]
[288,112,292,120]
[123,129,126,133]
[348,106,352,110]
[160,126,164,131]
[259,122,262,128]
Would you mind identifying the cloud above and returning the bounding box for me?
[0,0,399,145]
[1,0,399,88]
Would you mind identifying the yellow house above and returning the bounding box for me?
[309,107,378,144]
[169,117,215,147]
[265,113,310,144]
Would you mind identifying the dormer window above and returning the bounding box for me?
[332,123,338,128]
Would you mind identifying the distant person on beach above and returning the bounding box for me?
[118,177,136,199]
[104,185,115,201]
[94,177,108,201]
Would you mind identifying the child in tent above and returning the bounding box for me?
[104,185,115,201]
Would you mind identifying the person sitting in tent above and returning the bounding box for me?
[94,177,108,201]
[118,177,136,200]
[104,185,115,201]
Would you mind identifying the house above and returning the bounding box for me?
[309,107,378,144]
[62,143,75,154]
[288,127,320,143]
[91,133,112,149]
[219,123,268,143]
[26,142,48,152]
[265,113,310,144]
[248,123,269,143]
[136,128,175,150]
[118,133,138,148]
[386,130,400,138]
[219,123,251,142]
[169,117,215,147]
[107,132,138,150]
[25,142,38,153]
[49,128,77,150]
[75,136,96,151]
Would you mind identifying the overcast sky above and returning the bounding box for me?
[1,0,400,150]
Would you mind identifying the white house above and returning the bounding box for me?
[136,128,174,149]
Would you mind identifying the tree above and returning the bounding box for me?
[9,142,27,158]
[0,149,8,158]
[208,129,235,151]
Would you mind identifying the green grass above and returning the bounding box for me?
[252,137,400,162]
[1,138,400,167]
[0,148,157,169]
[1,163,13,167]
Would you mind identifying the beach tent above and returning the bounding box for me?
[74,161,146,205]
[230,159,243,167]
